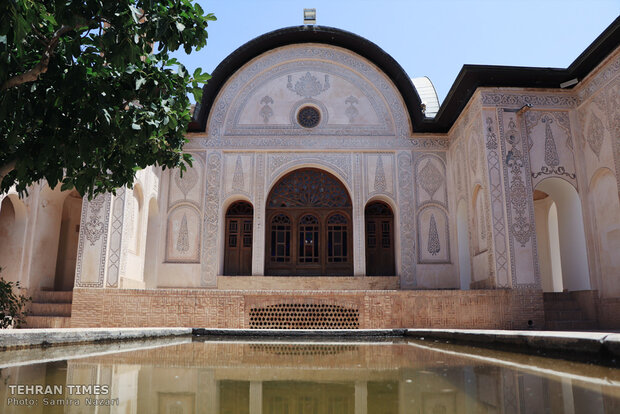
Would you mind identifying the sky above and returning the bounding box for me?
[173,0,620,104]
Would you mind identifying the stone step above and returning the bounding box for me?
[30,302,72,317]
[24,316,71,329]
[32,290,73,303]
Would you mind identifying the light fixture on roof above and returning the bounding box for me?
[560,78,579,88]
[304,8,316,25]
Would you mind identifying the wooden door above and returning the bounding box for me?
[224,202,253,275]
[365,202,395,276]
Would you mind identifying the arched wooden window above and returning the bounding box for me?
[265,168,353,276]
[327,214,348,263]
[270,214,291,263]
[224,201,253,275]
[365,201,395,276]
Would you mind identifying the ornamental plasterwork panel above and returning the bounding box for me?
[605,79,620,195]
[229,65,387,135]
[397,151,417,288]
[417,206,450,264]
[365,153,395,198]
[75,193,111,288]
[414,153,448,208]
[201,152,222,287]
[481,91,577,109]
[577,50,620,103]
[267,152,352,188]
[482,113,510,287]
[168,152,204,210]
[199,135,450,151]
[498,110,539,289]
[106,187,126,287]
[208,44,409,139]
[525,111,577,188]
[223,152,254,198]
[166,204,201,263]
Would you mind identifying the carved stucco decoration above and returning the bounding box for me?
[417,206,450,264]
[168,153,204,210]
[419,159,443,200]
[481,92,577,109]
[201,152,221,286]
[587,111,605,159]
[397,152,416,287]
[525,111,577,184]
[373,155,387,192]
[106,187,126,287]
[259,96,274,123]
[207,45,409,139]
[577,52,620,103]
[287,72,330,97]
[75,193,111,288]
[345,96,359,123]
[498,110,539,289]
[482,115,509,287]
[268,152,352,188]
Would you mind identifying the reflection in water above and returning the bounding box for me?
[0,339,619,413]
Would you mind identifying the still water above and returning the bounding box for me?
[0,337,619,413]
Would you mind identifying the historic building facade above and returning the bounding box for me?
[1,21,619,329]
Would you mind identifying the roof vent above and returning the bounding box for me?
[304,8,316,25]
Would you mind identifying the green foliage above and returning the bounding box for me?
[0,269,31,329]
[0,1,216,198]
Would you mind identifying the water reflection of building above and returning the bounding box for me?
[1,341,619,413]
[1,18,620,330]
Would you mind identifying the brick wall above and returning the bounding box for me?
[71,288,544,330]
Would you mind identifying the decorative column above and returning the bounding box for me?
[252,153,266,275]
[353,153,365,276]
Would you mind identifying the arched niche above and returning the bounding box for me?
[589,168,620,297]
[54,189,83,290]
[0,195,28,283]
[265,168,352,275]
[534,177,590,292]
[166,204,201,263]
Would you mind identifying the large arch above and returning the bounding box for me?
[589,168,620,297]
[265,168,353,276]
[534,177,590,292]
[0,195,28,283]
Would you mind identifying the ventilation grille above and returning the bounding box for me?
[249,344,358,356]
[249,303,360,329]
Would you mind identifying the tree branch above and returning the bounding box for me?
[1,25,77,91]
[0,160,17,188]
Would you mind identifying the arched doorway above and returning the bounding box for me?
[534,178,590,292]
[265,168,352,276]
[54,190,83,290]
[224,201,253,275]
[364,201,395,276]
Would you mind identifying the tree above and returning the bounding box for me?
[0,1,215,198]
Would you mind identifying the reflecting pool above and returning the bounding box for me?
[0,337,619,413]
